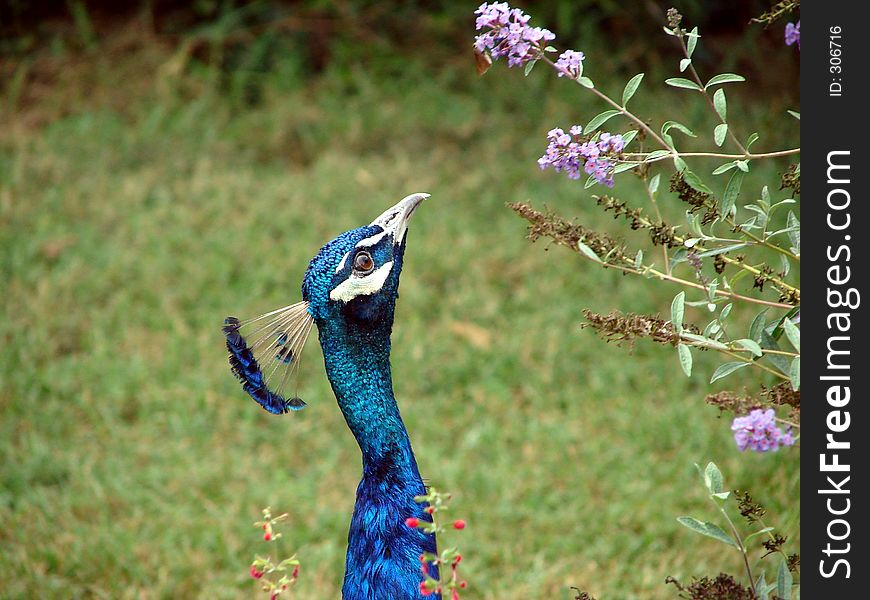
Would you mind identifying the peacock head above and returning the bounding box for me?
[301,192,428,327]
[223,193,428,414]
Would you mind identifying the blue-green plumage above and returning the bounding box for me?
[225,194,437,599]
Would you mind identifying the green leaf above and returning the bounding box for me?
[789,357,800,391]
[622,129,639,146]
[719,170,744,218]
[705,73,746,89]
[710,361,750,383]
[679,58,691,72]
[714,123,728,147]
[634,249,644,269]
[673,155,688,172]
[783,318,800,352]
[681,332,728,350]
[682,169,713,195]
[736,160,750,172]
[645,149,672,162]
[577,241,601,261]
[695,242,750,259]
[737,338,763,357]
[746,132,760,149]
[713,88,727,121]
[712,161,738,175]
[744,526,775,544]
[676,517,738,547]
[578,76,594,88]
[786,211,800,254]
[612,162,636,174]
[777,557,793,600]
[756,572,772,600]
[665,77,702,91]
[662,120,697,138]
[720,303,733,321]
[788,110,800,120]
[704,462,724,494]
[671,291,686,332]
[677,343,693,377]
[648,173,661,194]
[622,73,644,106]
[523,59,537,76]
[712,491,731,501]
[760,185,772,209]
[585,109,621,132]
[687,27,699,57]
[779,253,791,277]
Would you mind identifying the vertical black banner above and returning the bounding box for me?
[803,2,866,595]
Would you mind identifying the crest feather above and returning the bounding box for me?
[223,301,314,414]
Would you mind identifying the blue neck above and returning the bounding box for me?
[317,318,439,599]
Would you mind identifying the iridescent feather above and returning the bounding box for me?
[223,301,314,414]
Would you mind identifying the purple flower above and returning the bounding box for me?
[554,49,585,78]
[731,409,796,453]
[474,3,555,68]
[538,126,625,187]
[785,21,800,50]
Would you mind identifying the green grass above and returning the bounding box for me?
[1,36,799,599]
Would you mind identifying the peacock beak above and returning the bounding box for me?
[370,193,430,246]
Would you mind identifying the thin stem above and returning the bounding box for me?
[775,417,800,429]
[595,195,799,302]
[728,219,801,262]
[676,33,750,155]
[541,56,674,152]
[717,503,757,595]
[622,148,801,162]
[574,249,794,310]
[718,349,789,380]
[639,162,671,275]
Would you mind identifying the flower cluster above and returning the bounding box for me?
[554,49,585,78]
[537,126,625,187]
[784,21,800,49]
[404,489,468,598]
[731,409,795,452]
[250,508,301,599]
[474,2,555,67]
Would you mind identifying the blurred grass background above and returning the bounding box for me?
[1,1,799,598]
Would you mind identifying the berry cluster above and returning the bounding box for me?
[404,489,469,598]
[250,508,301,599]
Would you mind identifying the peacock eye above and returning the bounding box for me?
[353,251,375,274]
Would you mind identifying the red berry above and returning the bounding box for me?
[460,581,468,589]
[405,517,420,528]
[249,566,263,579]
[263,532,272,541]
[453,519,466,530]
[425,506,435,514]
[292,565,300,578]
[419,582,432,596]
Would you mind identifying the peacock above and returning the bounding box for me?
[223,193,439,599]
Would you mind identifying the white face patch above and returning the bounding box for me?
[335,251,351,274]
[355,230,388,249]
[329,261,394,303]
